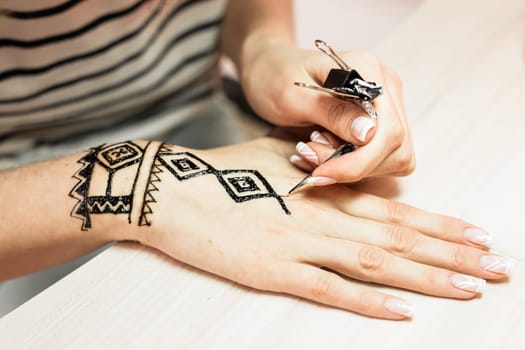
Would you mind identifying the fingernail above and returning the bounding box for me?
[480,255,514,274]
[296,142,319,164]
[384,298,414,318]
[310,130,332,146]
[289,154,302,164]
[450,274,486,293]
[351,116,375,142]
[464,227,493,247]
[304,176,336,187]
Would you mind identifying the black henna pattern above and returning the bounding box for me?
[138,143,169,226]
[156,150,291,215]
[69,145,100,230]
[69,141,145,230]
[70,142,290,230]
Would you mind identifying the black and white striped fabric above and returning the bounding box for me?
[0,0,226,167]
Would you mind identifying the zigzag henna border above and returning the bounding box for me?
[69,145,102,230]
[138,155,164,226]
[137,143,170,225]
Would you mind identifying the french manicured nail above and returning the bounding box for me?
[351,116,375,142]
[289,154,302,164]
[480,255,514,274]
[310,130,332,146]
[464,227,493,247]
[450,274,486,293]
[296,142,319,164]
[384,298,414,318]
[304,176,336,187]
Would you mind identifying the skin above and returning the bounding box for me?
[0,0,508,322]
[221,0,415,183]
[0,136,508,320]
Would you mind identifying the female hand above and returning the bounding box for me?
[119,137,512,320]
[240,37,415,182]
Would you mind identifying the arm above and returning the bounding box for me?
[0,152,121,280]
[220,0,294,71]
[0,137,511,319]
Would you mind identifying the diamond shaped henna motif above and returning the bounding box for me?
[96,142,143,170]
[227,176,259,193]
[156,151,290,215]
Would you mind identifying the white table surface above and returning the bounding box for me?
[1,0,525,349]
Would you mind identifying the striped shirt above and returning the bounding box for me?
[0,0,226,168]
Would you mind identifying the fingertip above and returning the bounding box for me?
[290,154,302,163]
[296,141,320,165]
[310,129,345,148]
[364,124,377,143]
[351,116,376,143]
[304,176,337,187]
[449,273,486,298]
[289,153,315,172]
[384,298,415,319]
[463,227,493,248]
[310,130,333,146]
[306,141,337,162]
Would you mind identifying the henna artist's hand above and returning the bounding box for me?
[84,138,512,320]
[240,38,414,183]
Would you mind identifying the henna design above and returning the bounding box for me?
[69,145,100,230]
[70,142,290,230]
[138,144,168,226]
[156,150,291,215]
[69,141,146,230]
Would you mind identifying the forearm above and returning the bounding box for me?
[0,145,138,281]
[0,138,283,281]
[220,0,294,70]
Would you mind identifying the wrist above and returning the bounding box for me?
[83,173,137,244]
[69,140,174,245]
[240,29,295,76]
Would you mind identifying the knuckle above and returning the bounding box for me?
[252,264,284,291]
[266,225,295,237]
[326,102,351,129]
[358,246,385,272]
[294,202,324,225]
[431,216,457,240]
[404,155,417,175]
[387,125,404,147]
[343,167,365,182]
[395,149,416,175]
[396,155,411,172]
[386,226,418,255]
[354,291,376,314]
[423,270,441,289]
[386,200,408,224]
[451,246,467,270]
[310,274,335,301]
[233,256,275,289]
[275,86,298,116]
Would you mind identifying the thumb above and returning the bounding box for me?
[311,95,376,145]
